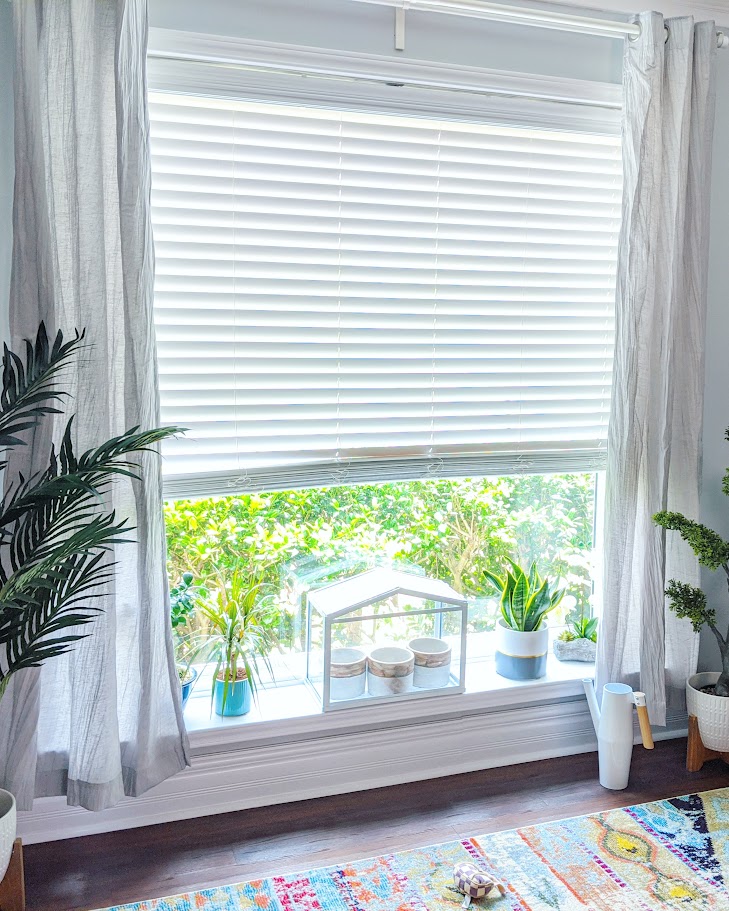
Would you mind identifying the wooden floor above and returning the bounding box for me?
[24,738,729,911]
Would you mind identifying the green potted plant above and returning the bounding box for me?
[485,559,566,680]
[0,323,180,878]
[190,569,278,716]
[553,614,598,663]
[654,439,729,752]
[170,571,199,707]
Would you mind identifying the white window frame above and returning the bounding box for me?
[148,30,618,741]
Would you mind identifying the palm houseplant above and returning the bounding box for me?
[554,614,598,663]
[485,559,566,680]
[0,323,180,879]
[188,569,278,717]
[654,436,729,751]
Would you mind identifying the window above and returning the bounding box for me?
[149,71,619,723]
[150,92,622,499]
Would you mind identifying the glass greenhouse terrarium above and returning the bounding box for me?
[305,567,468,711]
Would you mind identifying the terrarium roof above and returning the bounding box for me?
[307,567,467,618]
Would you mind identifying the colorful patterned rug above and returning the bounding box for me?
[101,788,729,910]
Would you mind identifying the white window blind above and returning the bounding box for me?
[150,92,622,499]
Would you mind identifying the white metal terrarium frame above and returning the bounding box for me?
[305,568,469,712]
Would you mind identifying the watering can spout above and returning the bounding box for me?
[583,677,601,734]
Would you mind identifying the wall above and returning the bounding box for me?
[150,0,624,83]
[1,0,729,842]
[0,0,13,347]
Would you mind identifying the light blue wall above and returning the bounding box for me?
[0,0,13,347]
[150,0,624,83]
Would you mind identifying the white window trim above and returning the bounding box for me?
[143,31,623,784]
[147,28,622,134]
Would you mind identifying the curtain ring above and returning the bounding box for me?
[664,25,670,44]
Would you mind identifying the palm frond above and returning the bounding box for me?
[0,551,114,682]
[0,420,182,587]
[0,323,83,454]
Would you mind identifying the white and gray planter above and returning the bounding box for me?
[686,672,729,752]
[0,789,16,882]
[495,619,548,680]
[553,637,596,663]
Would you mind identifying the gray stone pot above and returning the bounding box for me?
[553,637,596,663]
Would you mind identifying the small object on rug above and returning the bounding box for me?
[452,861,505,907]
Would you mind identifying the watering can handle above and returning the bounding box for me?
[633,692,654,749]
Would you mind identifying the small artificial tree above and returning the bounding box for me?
[0,323,181,702]
[654,429,729,697]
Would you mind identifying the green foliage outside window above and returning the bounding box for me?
[164,473,597,657]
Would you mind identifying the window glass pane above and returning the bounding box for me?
[166,472,597,686]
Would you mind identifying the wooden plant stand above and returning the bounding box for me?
[687,715,729,772]
[0,839,24,911]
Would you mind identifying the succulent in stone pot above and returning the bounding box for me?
[553,615,597,663]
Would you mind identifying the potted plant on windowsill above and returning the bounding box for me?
[170,571,199,707]
[654,441,729,752]
[485,560,566,680]
[554,615,598,663]
[189,570,278,717]
[0,324,180,879]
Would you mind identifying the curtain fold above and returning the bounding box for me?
[597,13,717,725]
[0,0,189,811]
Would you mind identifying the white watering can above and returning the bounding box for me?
[583,679,654,790]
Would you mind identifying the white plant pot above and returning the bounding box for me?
[409,637,452,689]
[687,672,729,752]
[495,619,548,680]
[367,646,414,696]
[0,789,16,882]
[330,647,367,701]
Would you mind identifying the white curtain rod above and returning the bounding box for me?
[348,0,729,46]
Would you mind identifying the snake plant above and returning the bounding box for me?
[484,559,566,632]
[0,323,181,701]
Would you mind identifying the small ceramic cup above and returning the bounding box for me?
[330,647,367,701]
[409,637,452,688]
[367,646,414,696]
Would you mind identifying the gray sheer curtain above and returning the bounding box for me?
[0,0,189,810]
[597,13,717,726]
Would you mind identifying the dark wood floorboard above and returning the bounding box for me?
[23,738,729,911]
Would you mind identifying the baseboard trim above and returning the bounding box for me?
[17,700,686,845]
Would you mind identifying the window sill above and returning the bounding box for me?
[185,654,594,755]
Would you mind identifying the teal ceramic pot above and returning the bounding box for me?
[180,667,198,708]
[214,676,252,716]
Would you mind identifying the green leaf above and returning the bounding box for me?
[483,568,505,594]
[510,571,528,631]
